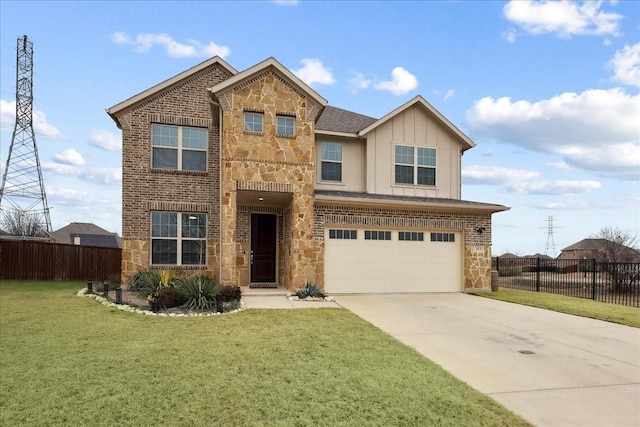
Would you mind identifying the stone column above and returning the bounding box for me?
[464,245,492,291]
[220,179,237,286]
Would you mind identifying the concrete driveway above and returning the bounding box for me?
[335,293,640,427]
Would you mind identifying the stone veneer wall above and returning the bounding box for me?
[218,70,322,289]
[314,203,493,290]
[113,64,233,282]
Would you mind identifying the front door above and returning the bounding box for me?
[250,214,277,283]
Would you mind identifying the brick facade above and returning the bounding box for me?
[117,64,233,280]
[111,57,504,292]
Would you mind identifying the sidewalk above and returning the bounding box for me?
[240,286,340,309]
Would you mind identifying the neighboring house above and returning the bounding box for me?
[107,56,509,293]
[53,222,121,248]
[558,239,640,263]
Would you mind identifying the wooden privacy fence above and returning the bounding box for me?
[0,240,121,281]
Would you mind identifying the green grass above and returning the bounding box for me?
[0,280,529,426]
[476,288,639,328]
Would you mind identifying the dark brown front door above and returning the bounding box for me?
[251,214,277,283]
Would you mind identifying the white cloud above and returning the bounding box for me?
[0,99,63,139]
[374,67,418,95]
[462,165,540,185]
[90,130,121,151]
[53,148,85,167]
[503,0,622,38]
[293,58,335,86]
[508,179,601,195]
[443,89,456,100]
[348,71,372,91]
[112,32,230,59]
[42,162,121,184]
[466,88,640,180]
[47,187,113,206]
[503,28,518,43]
[270,0,298,5]
[547,161,570,169]
[462,165,602,196]
[609,42,640,87]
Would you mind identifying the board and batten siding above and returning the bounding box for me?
[365,104,463,199]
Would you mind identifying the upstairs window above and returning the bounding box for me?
[321,142,342,181]
[151,212,207,265]
[152,124,207,171]
[394,145,436,186]
[276,115,295,136]
[244,112,263,133]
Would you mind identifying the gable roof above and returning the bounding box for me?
[53,222,121,248]
[208,57,328,111]
[316,106,378,135]
[357,95,475,151]
[107,56,237,127]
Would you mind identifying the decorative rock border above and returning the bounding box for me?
[76,288,245,317]
[286,293,335,302]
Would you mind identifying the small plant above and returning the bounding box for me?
[295,283,325,299]
[156,286,186,309]
[128,269,176,297]
[219,285,242,303]
[177,275,221,311]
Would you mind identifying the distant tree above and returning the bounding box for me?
[594,227,639,292]
[1,209,48,238]
[595,227,639,263]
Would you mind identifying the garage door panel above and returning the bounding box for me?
[325,228,461,294]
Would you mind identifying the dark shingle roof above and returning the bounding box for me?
[53,222,121,248]
[316,106,377,134]
[314,190,508,211]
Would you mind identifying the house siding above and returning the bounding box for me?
[118,64,233,280]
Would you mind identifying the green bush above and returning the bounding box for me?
[219,285,241,303]
[177,275,221,311]
[295,283,325,299]
[156,286,186,309]
[128,269,176,297]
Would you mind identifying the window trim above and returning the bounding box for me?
[276,115,295,137]
[394,144,436,186]
[151,211,207,266]
[151,124,208,172]
[244,111,264,134]
[320,141,343,182]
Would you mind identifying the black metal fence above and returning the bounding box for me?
[492,257,640,308]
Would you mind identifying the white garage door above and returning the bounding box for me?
[324,228,462,293]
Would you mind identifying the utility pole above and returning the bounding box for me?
[0,35,53,240]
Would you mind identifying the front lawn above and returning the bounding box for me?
[476,288,639,328]
[0,281,528,426]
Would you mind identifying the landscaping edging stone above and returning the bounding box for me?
[77,288,245,317]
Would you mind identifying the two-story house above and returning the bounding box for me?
[108,56,508,293]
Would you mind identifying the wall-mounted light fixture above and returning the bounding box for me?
[475,227,486,234]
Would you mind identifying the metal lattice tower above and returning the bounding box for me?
[541,215,560,257]
[0,35,53,240]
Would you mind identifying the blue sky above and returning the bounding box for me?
[1,0,638,256]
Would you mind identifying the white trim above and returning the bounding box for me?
[358,95,475,150]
